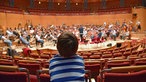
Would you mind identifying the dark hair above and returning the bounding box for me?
[57,32,78,58]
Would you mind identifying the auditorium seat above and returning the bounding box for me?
[113,52,123,58]
[138,49,144,55]
[37,69,50,82]
[119,49,126,54]
[123,51,131,58]
[17,60,41,75]
[139,53,146,58]
[131,50,139,56]
[81,55,89,59]
[105,59,131,69]
[17,60,41,82]
[103,70,146,82]
[40,55,50,59]
[37,69,91,82]
[131,43,141,51]
[0,65,30,82]
[30,50,40,58]
[85,60,103,82]
[134,58,146,65]
[89,55,100,59]
[99,65,146,82]
[38,49,51,56]
[0,59,14,66]
[42,60,49,68]
[102,53,113,59]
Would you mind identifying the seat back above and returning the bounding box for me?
[85,60,103,82]
[104,70,146,82]
[0,65,30,82]
[101,65,146,82]
[37,69,50,82]
[18,60,41,75]
[37,69,91,82]
[106,59,131,68]
[0,59,14,66]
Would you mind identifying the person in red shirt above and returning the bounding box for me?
[22,46,31,57]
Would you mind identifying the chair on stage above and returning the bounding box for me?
[0,65,30,82]
[99,65,146,82]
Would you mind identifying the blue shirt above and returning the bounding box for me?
[49,54,85,82]
[20,36,29,45]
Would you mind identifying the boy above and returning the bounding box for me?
[49,32,85,82]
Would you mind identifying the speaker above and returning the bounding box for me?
[117,43,122,47]
[107,43,112,47]
[132,13,137,18]
[133,13,137,16]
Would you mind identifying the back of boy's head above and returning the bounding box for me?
[57,32,78,58]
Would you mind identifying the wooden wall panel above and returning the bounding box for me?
[40,16,57,26]
[1,7,146,32]
[24,15,41,26]
[0,13,6,26]
[6,13,24,28]
[132,7,146,31]
[0,13,6,31]
[0,13,132,28]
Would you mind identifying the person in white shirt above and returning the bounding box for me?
[110,29,117,41]
[1,34,12,47]
[35,33,44,47]
[6,29,13,37]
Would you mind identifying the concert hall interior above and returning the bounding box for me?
[0,0,146,82]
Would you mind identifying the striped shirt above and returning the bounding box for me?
[49,54,85,82]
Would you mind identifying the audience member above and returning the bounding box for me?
[49,32,85,82]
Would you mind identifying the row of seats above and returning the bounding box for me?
[0,65,92,82]
[98,65,146,82]
[0,54,145,81]
[1,57,146,82]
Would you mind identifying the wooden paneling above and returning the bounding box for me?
[1,7,146,31]
[132,7,146,31]
[6,13,24,27]
[0,12,132,27]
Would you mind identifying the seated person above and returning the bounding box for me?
[22,46,31,57]
[1,34,12,47]
[35,33,44,47]
[49,32,85,82]
[18,34,32,48]
[124,30,131,40]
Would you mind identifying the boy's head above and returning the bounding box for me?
[57,32,78,58]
